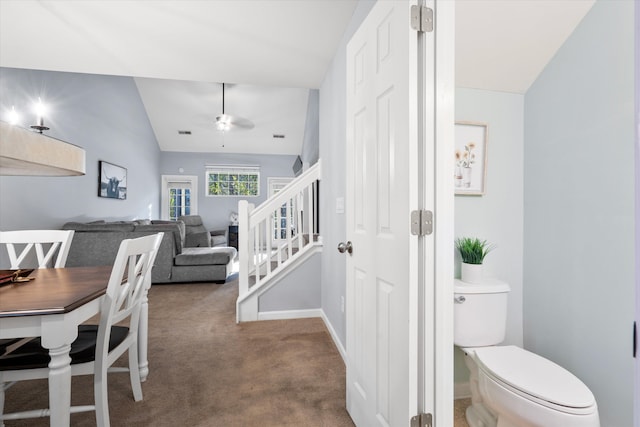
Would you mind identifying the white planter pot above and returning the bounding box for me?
[461,262,483,284]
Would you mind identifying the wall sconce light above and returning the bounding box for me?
[30,98,49,133]
[0,98,85,176]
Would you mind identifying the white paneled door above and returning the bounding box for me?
[345,1,420,426]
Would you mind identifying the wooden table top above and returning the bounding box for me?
[0,266,112,317]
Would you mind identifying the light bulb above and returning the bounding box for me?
[34,98,46,127]
[7,106,20,125]
[216,115,231,132]
[30,97,50,133]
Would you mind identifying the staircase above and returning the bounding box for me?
[236,161,322,322]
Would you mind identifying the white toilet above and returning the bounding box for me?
[454,278,600,427]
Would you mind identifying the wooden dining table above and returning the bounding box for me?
[0,266,152,427]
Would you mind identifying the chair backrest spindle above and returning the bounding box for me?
[0,230,75,269]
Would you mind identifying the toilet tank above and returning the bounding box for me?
[454,278,510,347]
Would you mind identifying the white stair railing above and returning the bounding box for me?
[238,160,322,300]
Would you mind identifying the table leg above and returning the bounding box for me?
[46,344,72,427]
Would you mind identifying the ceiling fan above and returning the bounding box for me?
[215,83,254,132]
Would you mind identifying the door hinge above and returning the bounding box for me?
[410,5,433,32]
[411,413,433,427]
[411,210,433,236]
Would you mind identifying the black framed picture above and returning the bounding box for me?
[98,161,127,200]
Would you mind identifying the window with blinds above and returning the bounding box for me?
[206,165,260,197]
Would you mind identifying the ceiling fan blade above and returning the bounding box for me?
[228,115,255,130]
[215,114,254,131]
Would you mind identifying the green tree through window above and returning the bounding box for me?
[206,167,259,197]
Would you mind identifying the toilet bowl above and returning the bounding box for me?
[454,279,600,427]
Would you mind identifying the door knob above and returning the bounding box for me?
[337,241,353,254]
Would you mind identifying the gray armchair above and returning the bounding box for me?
[178,215,228,248]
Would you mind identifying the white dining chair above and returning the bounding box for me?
[0,229,75,269]
[0,232,163,427]
[0,229,76,369]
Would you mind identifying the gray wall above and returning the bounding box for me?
[259,252,321,312]
[633,3,640,427]
[159,151,297,231]
[524,1,635,426]
[0,67,161,232]
[454,88,524,384]
[318,0,376,350]
[300,89,319,166]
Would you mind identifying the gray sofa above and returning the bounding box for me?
[179,215,228,248]
[61,219,237,283]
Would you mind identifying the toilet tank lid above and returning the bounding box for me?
[474,346,596,409]
[454,278,510,294]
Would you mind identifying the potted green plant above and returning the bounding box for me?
[455,237,494,284]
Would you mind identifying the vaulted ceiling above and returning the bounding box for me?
[0,0,595,154]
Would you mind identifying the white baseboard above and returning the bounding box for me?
[257,308,322,321]
[454,382,471,399]
[320,310,346,364]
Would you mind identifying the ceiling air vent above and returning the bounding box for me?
[273,134,285,139]
[178,130,192,135]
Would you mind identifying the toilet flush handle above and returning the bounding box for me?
[454,295,466,304]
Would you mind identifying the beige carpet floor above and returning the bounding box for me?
[454,398,471,427]
[4,276,471,427]
[3,279,354,427]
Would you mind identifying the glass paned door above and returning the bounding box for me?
[268,178,295,242]
[161,175,197,221]
[169,188,191,221]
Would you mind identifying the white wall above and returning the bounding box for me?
[318,0,376,350]
[524,1,635,425]
[454,88,524,385]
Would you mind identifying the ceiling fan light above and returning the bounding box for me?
[216,114,231,132]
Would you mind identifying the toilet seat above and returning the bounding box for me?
[473,346,596,415]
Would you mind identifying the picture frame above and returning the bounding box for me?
[98,161,127,200]
[454,121,488,196]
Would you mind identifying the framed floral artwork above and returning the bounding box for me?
[454,122,488,195]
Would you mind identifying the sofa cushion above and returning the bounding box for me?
[179,215,204,227]
[62,222,135,232]
[210,234,227,247]
[184,231,211,248]
[151,220,185,242]
[65,231,127,267]
[171,264,228,283]
[136,223,184,254]
[175,247,236,266]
